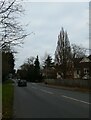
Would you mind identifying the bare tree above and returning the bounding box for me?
[40,52,50,67]
[0,0,28,51]
[55,27,72,78]
[27,57,35,65]
[71,44,86,59]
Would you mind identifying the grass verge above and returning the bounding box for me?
[2,79,14,119]
[0,84,2,100]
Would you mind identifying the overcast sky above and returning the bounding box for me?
[15,2,89,69]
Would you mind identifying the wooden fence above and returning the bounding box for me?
[44,79,91,88]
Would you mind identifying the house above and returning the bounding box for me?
[73,58,82,79]
[73,55,91,80]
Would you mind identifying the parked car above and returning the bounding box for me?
[18,80,27,87]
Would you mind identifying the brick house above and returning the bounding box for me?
[73,55,91,80]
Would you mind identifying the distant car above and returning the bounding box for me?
[18,80,27,87]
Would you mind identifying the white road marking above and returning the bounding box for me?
[31,84,90,105]
[62,95,91,105]
[40,89,54,94]
[31,83,36,85]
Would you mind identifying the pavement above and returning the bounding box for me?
[13,82,90,118]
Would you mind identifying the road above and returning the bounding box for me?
[13,82,90,118]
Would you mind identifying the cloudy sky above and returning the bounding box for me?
[15,1,89,69]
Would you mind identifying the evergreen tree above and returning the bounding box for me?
[43,55,55,79]
[44,55,52,68]
[34,55,41,81]
[17,56,42,82]
[34,55,40,70]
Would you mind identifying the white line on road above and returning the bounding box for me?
[40,89,54,94]
[31,83,36,85]
[62,95,91,105]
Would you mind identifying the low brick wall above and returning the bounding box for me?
[44,79,90,88]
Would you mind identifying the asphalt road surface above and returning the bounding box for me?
[13,82,90,118]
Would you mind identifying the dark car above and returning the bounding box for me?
[18,80,27,87]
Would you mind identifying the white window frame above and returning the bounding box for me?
[84,68,89,75]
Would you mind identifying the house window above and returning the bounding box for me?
[84,68,89,74]
[77,70,80,75]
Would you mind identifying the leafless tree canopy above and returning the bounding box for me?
[71,44,86,59]
[0,0,27,51]
[55,27,72,65]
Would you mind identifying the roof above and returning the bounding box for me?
[88,55,91,60]
[80,57,91,63]
[73,58,82,68]
[73,56,91,68]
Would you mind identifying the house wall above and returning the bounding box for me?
[74,70,80,79]
[73,59,91,79]
[80,62,90,79]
